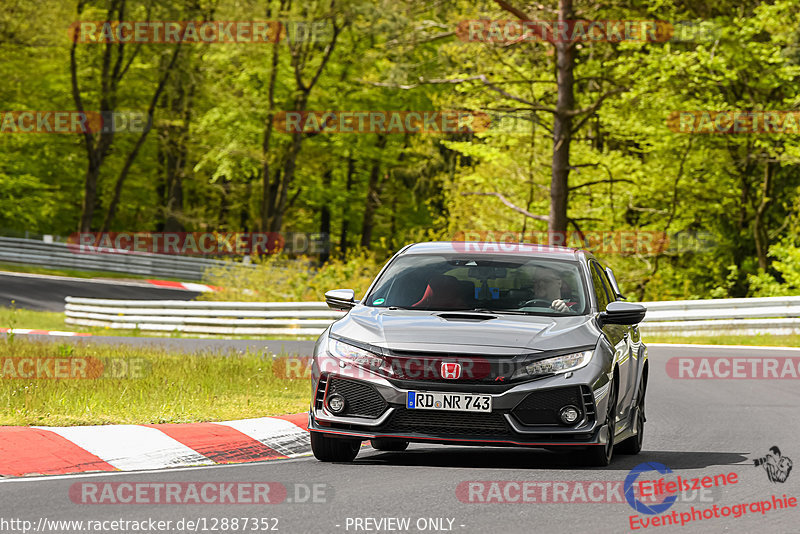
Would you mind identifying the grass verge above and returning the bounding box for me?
[0,262,159,281]
[646,334,800,347]
[1,307,74,332]
[0,307,317,340]
[1,307,146,336]
[0,338,309,426]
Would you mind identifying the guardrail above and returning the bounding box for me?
[65,297,345,336]
[0,236,236,281]
[639,296,800,336]
[64,296,800,337]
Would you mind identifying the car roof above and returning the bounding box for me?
[400,241,591,261]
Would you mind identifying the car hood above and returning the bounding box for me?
[328,306,600,354]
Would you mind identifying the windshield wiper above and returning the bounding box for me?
[386,306,543,315]
[464,308,537,315]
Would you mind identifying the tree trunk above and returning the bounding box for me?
[339,154,355,257]
[753,161,773,271]
[360,135,387,248]
[260,35,281,232]
[319,169,332,264]
[79,159,101,232]
[263,15,341,233]
[164,165,185,232]
[160,61,195,233]
[101,42,182,231]
[217,176,231,228]
[549,0,575,244]
[270,123,305,232]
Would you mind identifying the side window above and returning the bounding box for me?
[589,262,611,311]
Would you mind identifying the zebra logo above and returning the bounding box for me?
[753,446,793,483]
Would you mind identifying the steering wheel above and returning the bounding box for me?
[519,298,555,308]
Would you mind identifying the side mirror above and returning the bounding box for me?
[604,267,626,300]
[325,289,356,311]
[598,301,646,326]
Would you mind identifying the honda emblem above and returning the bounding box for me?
[441,362,461,379]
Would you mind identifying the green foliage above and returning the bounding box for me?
[749,243,800,296]
[202,250,387,302]
[3,0,800,300]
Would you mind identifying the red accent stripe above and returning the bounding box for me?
[0,427,115,476]
[274,413,309,430]
[311,428,600,447]
[27,330,49,335]
[148,422,287,464]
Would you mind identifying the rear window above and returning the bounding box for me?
[364,254,589,316]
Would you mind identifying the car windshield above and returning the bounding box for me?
[365,254,588,316]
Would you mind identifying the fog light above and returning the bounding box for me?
[327,394,346,414]
[559,405,580,424]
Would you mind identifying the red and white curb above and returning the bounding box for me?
[145,280,219,292]
[0,328,91,337]
[0,271,217,292]
[0,414,309,477]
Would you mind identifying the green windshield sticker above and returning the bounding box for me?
[373,298,385,305]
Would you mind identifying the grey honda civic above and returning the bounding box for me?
[308,241,648,466]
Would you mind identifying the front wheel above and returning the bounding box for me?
[584,382,617,467]
[617,379,646,455]
[310,432,361,462]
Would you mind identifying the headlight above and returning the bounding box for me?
[328,338,385,370]
[512,350,593,379]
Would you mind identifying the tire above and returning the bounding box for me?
[617,379,645,455]
[584,381,617,467]
[370,438,409,452]
[310,432,361,462]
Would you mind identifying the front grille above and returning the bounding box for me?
[382,408,512,436]
[382,350,526,385]
[386,379,511,394]
[328,377,387,418]
[511,386,587,426]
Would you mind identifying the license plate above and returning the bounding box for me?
[406,391,492,412]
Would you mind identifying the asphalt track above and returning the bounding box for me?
[0,271,200,312]
[1,343,798,533]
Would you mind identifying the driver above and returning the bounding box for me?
[533,267,572,313]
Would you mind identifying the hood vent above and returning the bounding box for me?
[436,312,497,322]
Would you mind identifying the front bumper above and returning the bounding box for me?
[309,367,612,448]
